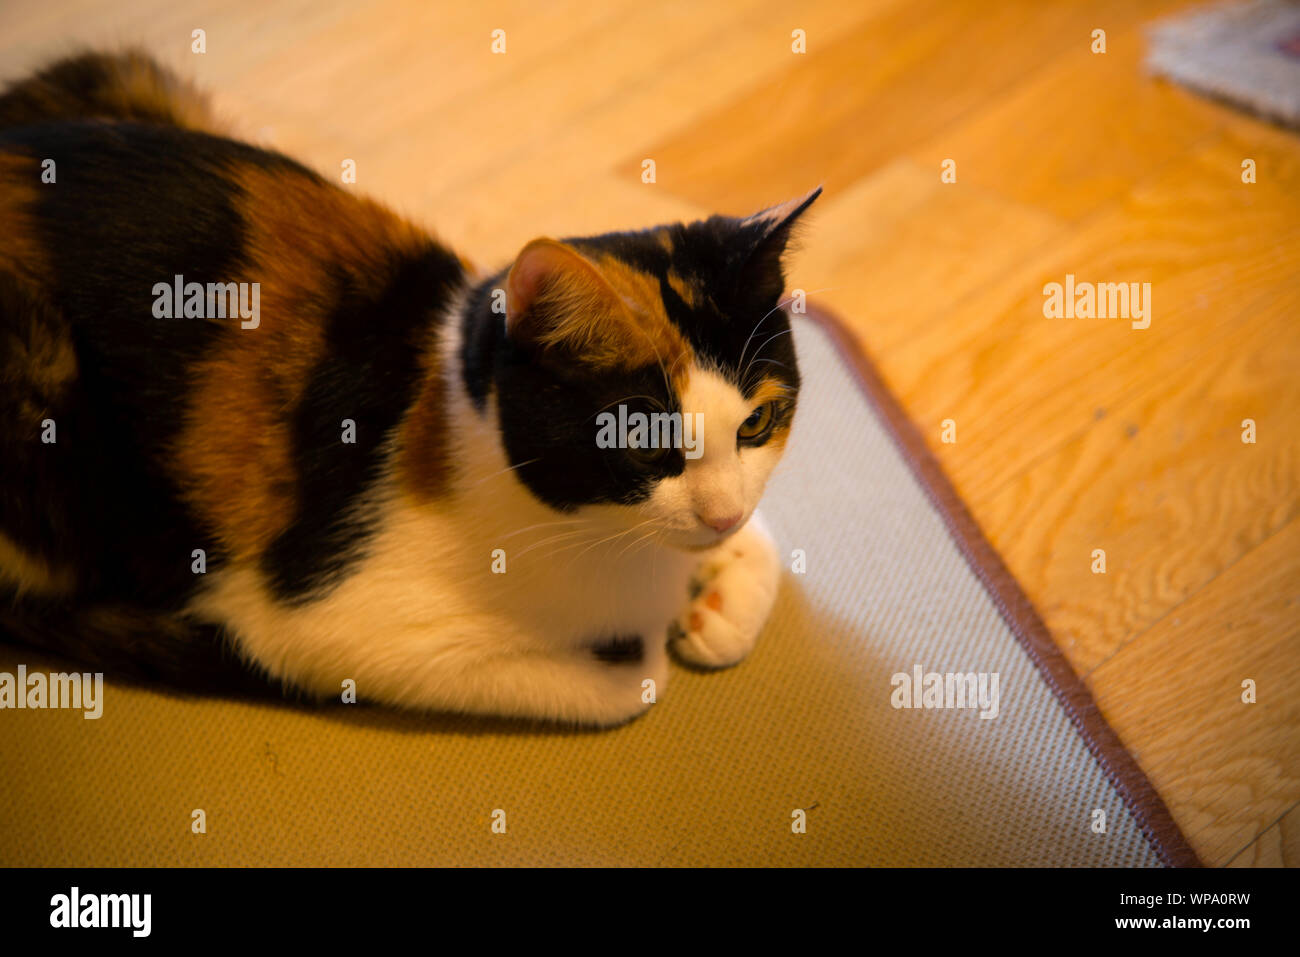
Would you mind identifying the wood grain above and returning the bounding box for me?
[632,0,1192,214]
[1226,803,1299,868]
[1090,520,1300,866]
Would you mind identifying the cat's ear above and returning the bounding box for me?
[505,238,636,365]
[734,185,822,304]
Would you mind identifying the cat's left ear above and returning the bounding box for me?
[733,185,822,303]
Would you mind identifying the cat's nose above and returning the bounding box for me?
[697,512,742,535]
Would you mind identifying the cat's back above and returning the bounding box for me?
[0,116,465,427]
[2,119,350,329]
[0,117,467,606]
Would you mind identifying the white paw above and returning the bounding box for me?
[669,512,780,668]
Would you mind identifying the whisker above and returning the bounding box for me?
[741,328,795,383]
[467,457,541,488]
[497,517,593,541]
[666,345,692,384]
[615,525,661,560]
[512,527,593,560]
[737,285,839,378]
[737,294,799,373]
[564,519,658,569]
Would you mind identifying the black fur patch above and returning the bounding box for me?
[261,246,464,602]
[0,121,306,607]
[590,634,644,664]
[612,218,803,398]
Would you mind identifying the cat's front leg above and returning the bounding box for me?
[330,628,669,729]
[668,510,781,668]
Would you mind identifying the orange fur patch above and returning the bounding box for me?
[666,270,698,309]
[396,326,452,504]
[0,152,76,424]
[0,152,50,289]
[509,240,695,388]
[747,376,797,450]
[747,377,798,408]
[0,532,75,597]
[172,164,441,561]
[589,252,694,390]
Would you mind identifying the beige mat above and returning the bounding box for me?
[0,307,1197,866]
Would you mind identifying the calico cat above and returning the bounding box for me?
[0,50,817,726]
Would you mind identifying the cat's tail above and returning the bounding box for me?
[0,48,224,134]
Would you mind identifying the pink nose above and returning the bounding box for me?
[698,512,742,534]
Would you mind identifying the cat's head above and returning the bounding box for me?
[478,187,820,551]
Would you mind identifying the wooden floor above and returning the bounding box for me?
[1,0,1295,866]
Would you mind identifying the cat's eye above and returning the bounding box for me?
[737,402,777,443]
[626,434,670,465]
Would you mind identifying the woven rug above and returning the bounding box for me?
[1147,0,1300,129]
[0,306,1198,867]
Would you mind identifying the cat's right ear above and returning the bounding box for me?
[504,238,637,366]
